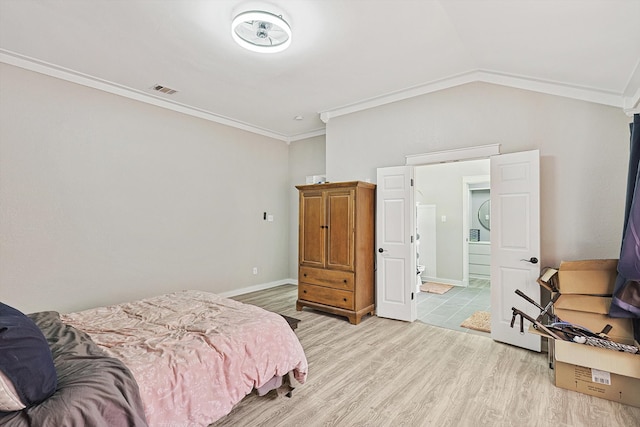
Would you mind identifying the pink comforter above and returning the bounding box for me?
[61,290,308,426]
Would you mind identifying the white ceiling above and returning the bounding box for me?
[1,0,639,142]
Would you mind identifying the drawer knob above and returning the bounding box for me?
[343,279,347,283]
[303,290,307,293]
[343,298,347,302]
[303,273,307,277]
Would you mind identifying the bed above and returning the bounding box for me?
[0,290,308,426]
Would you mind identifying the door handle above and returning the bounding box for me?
[378,248,386,253]
[521,257,539,264]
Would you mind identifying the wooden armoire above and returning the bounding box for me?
[295,181,375,324]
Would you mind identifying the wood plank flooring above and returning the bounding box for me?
[211,284,640,427]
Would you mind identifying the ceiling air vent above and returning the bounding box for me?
[151,84,178,95]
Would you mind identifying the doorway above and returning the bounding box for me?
[376,147,541,351]
[414,159,491,334]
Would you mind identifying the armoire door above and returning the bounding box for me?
[299,190,326,268]
[326,189,355,271]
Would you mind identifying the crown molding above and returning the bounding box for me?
[3,48,634,135]
[623,57,640,112]
[624,87,640,115]
[320,69,629,123]
[320,70,478,123]
[0,49,293,142]
[286,127,326,143]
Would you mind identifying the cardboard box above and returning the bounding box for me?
[537,267,559,292]
[554,339,640,407]
[557,259,618,295]
[554,294,635,344]
[555,362,640,407]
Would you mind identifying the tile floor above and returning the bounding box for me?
[417,278,491,336]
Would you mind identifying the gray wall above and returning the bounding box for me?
[1,63,631,313]
[0,63,291,313]
[288,136,326,278]
[326,82,631,266]
[415,159,490,281]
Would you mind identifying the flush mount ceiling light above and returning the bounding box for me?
[231,10,291,53]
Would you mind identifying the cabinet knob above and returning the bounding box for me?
[343,298,347,302]
[303,290,307,293]
[343,279,347,283]
[303,273,307,277]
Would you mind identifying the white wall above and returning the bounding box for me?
[287,136,326,279]
[326,82,632,266]
[0,63,291,313]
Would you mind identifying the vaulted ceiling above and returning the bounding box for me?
[1,0,639,142]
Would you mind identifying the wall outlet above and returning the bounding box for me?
[252,267,258,275]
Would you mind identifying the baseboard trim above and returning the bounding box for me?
[219,279,298,298]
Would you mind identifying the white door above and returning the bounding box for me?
[490,150,541,351]
[376,166,416,322]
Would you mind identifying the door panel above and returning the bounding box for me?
[299,192,325,267]
[326,190,354,270]
[490,150,541,352]
[382,257,406,303]
[499,194,530,248]
[376,166,416,322]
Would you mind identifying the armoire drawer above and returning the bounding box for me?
[298,283,354,310]
[299,267,354,291]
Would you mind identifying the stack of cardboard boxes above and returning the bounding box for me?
[537,259,640,407]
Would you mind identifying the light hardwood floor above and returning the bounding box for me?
[211,284,640,427]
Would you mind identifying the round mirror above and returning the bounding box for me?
[478,200,490,231]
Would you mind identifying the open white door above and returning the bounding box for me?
[376,166,416,322]
[490,150,541,351]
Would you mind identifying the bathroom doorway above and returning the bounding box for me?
[414,158,491,334]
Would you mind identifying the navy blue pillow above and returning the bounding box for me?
[0,302,57,408]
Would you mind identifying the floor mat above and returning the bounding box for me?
[460,311,491,333]
[420,282,454,294]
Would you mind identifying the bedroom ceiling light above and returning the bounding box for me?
[231,10,291,53]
